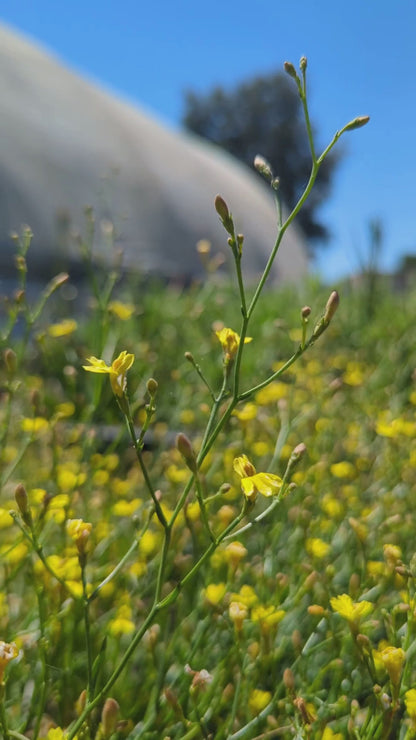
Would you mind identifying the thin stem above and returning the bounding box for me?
[234,252,247,319]
[154,527,171,604]
[194,473,216,542]
[300,67,317,164]
[238,344,305,401]
[197,371,229,460]
[81,561,93,699]
[0,693,10,740]
[88,538,139,602]
[10,515,80,600]
[31,567,48,740]
[124,409,167,528]
[67,505,248,738]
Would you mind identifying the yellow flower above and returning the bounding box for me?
[322,728,343,740]
[405,688,416,721]
[66,519,92,555]
[255,381,288,405]
[383,543,402,569]
[0,640,18,682]
[229,601,248,631]
[47,319,78,337]
[204,582,227,606]
[108,604,135,637]
[108,300,135,320]
[138,530,160,558]
[248,689,272,715]
[216,327,252,363]
[223,541,248,569]
[112,499,142,517]
[46,729,73,740]
[233,454,282,501]
[330,593,373,627]
[306,538,331,559]
[83,350,135,397]
[230,584,259,608]
[21,417,49,434]
[330,461,356,480]
[233,403,258,422]
[380,645,405,687]
[251,605,285,635]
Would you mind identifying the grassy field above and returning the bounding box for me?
[1,252,416,739]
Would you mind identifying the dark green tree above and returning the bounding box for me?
[182,70,342,247]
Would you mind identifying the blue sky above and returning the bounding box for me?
[0,0,415,279]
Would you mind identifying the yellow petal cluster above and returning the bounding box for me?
[216,327,252,363]
[330,593,373,626]
[233,454,282,501]
[405,688,416,722]
[380,645,406,686]
[83,350,134,397]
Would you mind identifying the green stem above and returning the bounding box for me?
[300,66,317,164]
[31,569,49,740]
[81,562,93,699]
[88,538,139,602]
[10,515,80,600]
[194,473,215,542]
[67,507,248,738]
[0,692,10,740]
[124,407,167,528]
[154,526,171,604]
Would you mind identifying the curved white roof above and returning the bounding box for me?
[0,24,308,283]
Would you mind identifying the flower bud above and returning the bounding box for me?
[229,601,248,631]
[283,667,295,691]
[196,239,211,256]
[220,483,231,495]
[15,483,33,527]
[214,195,234,235]
[176,433,197,473]
[214,194,229,221]
[146,378,158,396]
[293,443,307,460]
[254,154,273,181]
[301,306,311,320]
[14,289,25,305]
[300,56,307,71]
[75,689,87,716]
[343,115,370,131]
[15,483,29,515]
[381,646,406,687]
[15,255,27,272]
[308,604,325,617]
[48,272,69,291]
[324,290,340,323]
[4,349,17,374]
[101,698,119,738]
[284,61,297,79]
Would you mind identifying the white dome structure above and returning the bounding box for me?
[0,23,308,284]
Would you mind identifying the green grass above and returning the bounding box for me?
[1,267,416,739]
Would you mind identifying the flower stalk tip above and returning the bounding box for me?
[344,115,370,132]
[284,61,298,79]
[214,194,234,235]
[176,433,198,473]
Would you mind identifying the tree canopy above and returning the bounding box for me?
[182,70,342,249]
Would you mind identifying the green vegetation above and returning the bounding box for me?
[1,59,415,740]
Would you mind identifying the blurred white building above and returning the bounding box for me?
[0,24,308,286]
